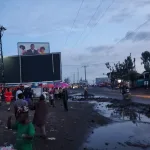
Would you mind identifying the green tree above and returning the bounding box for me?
[105,54,137,87]
[141,51,150,72]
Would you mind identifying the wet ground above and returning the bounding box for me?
[1,92,150,150]
[68,87,150,104]
[77,99,150,150]
[84,122,150,150]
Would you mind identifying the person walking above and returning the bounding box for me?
[4,88,13,111]
[62,88,68,111]
[16,88,23,100]
[33,95,48,139]
[49,88,55,107]
[84,87,88,99]
[14,93,28,120]
[54,88,59,100]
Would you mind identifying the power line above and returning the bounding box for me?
[74,0,115,47]
[64,0,85,48]
[117,19,150,44]
[105,18,150,51]
[73,0,104,47]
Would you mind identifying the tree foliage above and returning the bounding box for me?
[105,54,137,82]
[141,51,150,72]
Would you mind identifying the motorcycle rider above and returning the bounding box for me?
[122,82,131,100]
[122,83,129,94]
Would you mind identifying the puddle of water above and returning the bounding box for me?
[94,95,109,99]
[84,122,150,150]
[92,101,150,123]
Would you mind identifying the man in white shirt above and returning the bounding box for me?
[16,88,23,100]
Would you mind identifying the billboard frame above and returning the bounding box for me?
[1,52,61,84]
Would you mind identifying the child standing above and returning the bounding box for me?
[7,106,35,150]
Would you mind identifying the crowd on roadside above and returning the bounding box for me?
[0,86,69,150]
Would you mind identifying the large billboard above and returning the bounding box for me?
[0,56,20,83]
[17,42,50,56]
[21,53,61,82]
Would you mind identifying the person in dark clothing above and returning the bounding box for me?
[84,87,88,99]
[33,95,48,138]
[1,88,5,101]
[14,93,28,120]
[49,88,55,107]
[62,88,68,111]
[12,89,16,101]
[23,88,29,99]
[122,84,128,95]
[23,88,33,109]
[29,89,33,101]
[25,44,39,55]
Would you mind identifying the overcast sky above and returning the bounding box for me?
[1,0,150,83]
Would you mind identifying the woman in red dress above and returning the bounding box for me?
[4,88,13,111]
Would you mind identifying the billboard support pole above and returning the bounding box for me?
[19,55,22,84]
[52,54,54,74]
[18,45,22,84]
[60,53,62,82]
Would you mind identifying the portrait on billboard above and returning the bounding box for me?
[17,42,50,56]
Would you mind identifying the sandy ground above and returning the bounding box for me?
[0,100,110,150]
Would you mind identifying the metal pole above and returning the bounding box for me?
[84,66,87,81]
[77,68,79,83]
[73,73,75,83]
[0,26,6,85]
[19,55,22,83]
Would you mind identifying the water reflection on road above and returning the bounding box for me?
[84,122,150,150]
[91,101,150,123]
[84,101,150,150]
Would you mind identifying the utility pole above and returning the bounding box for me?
[93,80,95,85]
[82,65,88,82]
[73,73,75,83]
[77,68,79,83]
[0,26,6,85]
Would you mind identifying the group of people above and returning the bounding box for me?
[7,92,43,150]
[3,86,69,150]
[44,87,69,111]
[0,87,33,110]
[20,44,46,55]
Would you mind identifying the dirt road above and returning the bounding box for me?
[0,100,110,150]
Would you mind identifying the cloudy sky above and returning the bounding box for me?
[1,0,150,83]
